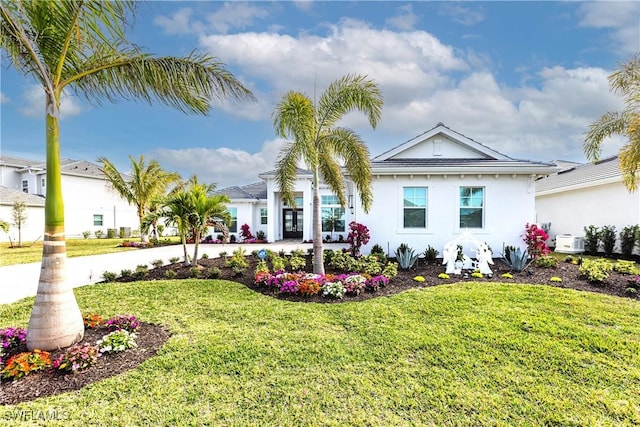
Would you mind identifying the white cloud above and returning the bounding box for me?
[154,3,269,35]
[19,85,83,119]
[153,7,200,35]
[196,16,623,166]
[148,138,285,188]
[577,2,640,55]
[386,4,419,31]
[0,92,8,103]
[438,3,485,26]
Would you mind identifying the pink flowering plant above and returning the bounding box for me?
[105,314,141,332]
[347,221,370,257]
[523,223,551,259]
[0,327,27,367]
[52,343,100,374]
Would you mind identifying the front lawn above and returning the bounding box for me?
[1,280,639,425]
[0,237,180,266]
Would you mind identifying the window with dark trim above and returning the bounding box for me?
[403,187,427,228]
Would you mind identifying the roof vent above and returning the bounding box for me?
[436,122,444,127]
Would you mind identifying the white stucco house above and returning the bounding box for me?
[535,156,640,252]
[217,123,557,256]
[0,156,139,243]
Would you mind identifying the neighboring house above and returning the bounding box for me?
[535,156,640,252]
[226,123,557,256]
[0,156,139,242]
[0,186,45,244]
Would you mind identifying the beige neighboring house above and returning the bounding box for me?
[535,156,640,253]
[0,156,139,243]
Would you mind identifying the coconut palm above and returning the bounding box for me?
[272,74,383,274]
[98,155,181,242]
[1,1,254,350]
[584,54,640,191]
[159,190,193,266]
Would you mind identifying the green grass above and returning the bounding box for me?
[1,281,639,425]
[0,238,180,266]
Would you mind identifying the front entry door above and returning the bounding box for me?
[283,209,303,239]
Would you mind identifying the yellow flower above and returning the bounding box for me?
[550,277,562,283]
[501,273,513,279]
[438,273,450,279]
[413,276,425,282]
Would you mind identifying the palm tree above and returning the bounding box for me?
[159,190,193,266]
[1,1,254,351]
[98,155,181,242]
[585,54,640,191]
[184,182,231,267]
[272,74,383,274]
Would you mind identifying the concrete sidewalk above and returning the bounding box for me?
[0,241,343,305]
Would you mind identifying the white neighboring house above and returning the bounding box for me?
[535,156,640,253]
[213,182,268,240]
[0,156,139,242]
[222,123,557,256]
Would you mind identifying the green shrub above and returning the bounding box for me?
[82,231,91,239]
[120,269,132,278]
[613,260,636,275]
[255,260,269,275]
[169,256,180,264]
[579,258,613,283]
[201,253,209,260]
[361,255,383,275]
[94,230,104,239]
[323,249,336,265]
[102,271,117,282]
[583,225,600,254]
[206,267,221,279]
[534,255,558,268]
[328,250,357,272]
[271,256,287,272]
[164,270,177,279]
[151,259,164,268]
[289,255,306,271]
[423,245,439,264]
[290,248,306,258]
[133,265,149,279]
[232,266,245,277]
[370,244,387,264]
[189,267,200,278]
[97,330,137,354]
[382,262,398,278]
[600,225,617,257]
[226,247,248,269]
[620,225,639,256]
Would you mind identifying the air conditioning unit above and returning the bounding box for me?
[554,235,585,254]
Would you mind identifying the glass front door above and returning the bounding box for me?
[283,209,303,239]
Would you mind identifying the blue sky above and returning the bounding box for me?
[1,1,638,188]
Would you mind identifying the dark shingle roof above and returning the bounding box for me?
[0,156,105,179]
[535,156,622,193]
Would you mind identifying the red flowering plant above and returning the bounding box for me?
[1,349,51,380]
[52,343,100,374]
[523,223,551,259]
[347,221,370,257]
[240,223,254,241]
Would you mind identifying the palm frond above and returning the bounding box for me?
[316,73,383,132]
[97,156,134,203]
[317,149,347,206]
[583,111,627,161]
[325,127,373,212]
[274,141,304,208]
[273,91,315,143]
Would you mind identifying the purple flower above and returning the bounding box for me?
[280,280,299,294]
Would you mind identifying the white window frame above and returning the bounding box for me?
[321,195,345,233]
[459,186,485,229]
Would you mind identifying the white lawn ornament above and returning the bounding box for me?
[475,243,494,275]
[442,242,459,274]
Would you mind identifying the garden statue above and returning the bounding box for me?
[442,242,460,274]
[475,243,494,275]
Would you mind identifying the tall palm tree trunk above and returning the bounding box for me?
[26,112,84,351]
[312,167,325,275]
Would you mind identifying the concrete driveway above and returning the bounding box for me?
[0,241,346,305]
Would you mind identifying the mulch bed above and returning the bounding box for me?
[2,252,638,406]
